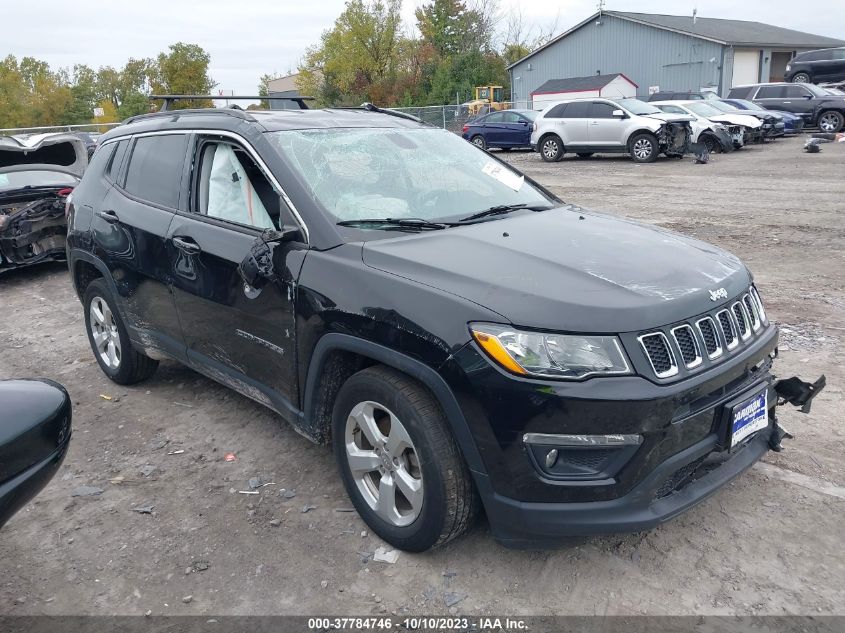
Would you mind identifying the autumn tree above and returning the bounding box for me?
[149,43,216,110]
[299,0,404,105]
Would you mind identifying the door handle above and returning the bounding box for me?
[172,236,201,254]
[96,209,119,224]
[590,121,599,125]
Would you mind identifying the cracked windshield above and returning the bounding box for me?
[268,127,551,224]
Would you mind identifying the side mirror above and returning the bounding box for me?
[0,379,72,530]
[238,225,300,289]
[612,109,626,118]
[804,94,813,99]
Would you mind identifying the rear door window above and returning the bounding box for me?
[756,86,785,99]
[563,102,590,118]
[546,103,568,118]
[123,134,188,209]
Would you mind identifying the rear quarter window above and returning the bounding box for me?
[123,134,188,209]
[106,139,129,182]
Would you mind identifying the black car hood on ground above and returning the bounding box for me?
[0,133,88,178]
[361,208,751,333]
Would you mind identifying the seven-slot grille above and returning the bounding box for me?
[638,332,677,378]
[671,325,702,368]
[638,286,768,379]
[696,317,722,359]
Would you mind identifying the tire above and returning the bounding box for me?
[628,132,658,163]
[791,72,811,83]
[817,111,844,134]
[700,133,720,154]
[332,366,479,552]
[470,135,487,150]
[83,278,158,385]
[539,135,564,162]
[576,152,594,159]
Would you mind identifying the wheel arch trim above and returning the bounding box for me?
[302,333,488,478]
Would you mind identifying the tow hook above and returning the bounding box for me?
[774,375,826,414]
[769,375,826,452]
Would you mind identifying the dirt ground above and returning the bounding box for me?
[1,136,843,617]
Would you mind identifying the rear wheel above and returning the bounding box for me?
[629,132,658,163]
[539,135,564,162]
[818,111,844,134]
[83,279,158,385]
[470,135,487,150]
[332,366,478,551]
[791,72,811,83]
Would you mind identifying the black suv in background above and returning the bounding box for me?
[65,104,823,550]
[786,47,845,84]
[728,82,845,133]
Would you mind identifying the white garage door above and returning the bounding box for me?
[732,50,760,86]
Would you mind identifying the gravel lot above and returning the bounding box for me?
[1,135,843,616]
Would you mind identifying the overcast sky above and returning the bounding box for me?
[6,1,844,94]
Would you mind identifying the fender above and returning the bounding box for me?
[301,333,489,479]
[68,249,121,304]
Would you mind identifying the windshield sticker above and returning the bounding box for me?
[481,161,524,191]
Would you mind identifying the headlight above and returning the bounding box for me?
[469,323,631,379]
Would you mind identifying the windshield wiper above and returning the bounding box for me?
[458,203,554,223]
[336,217,451,231]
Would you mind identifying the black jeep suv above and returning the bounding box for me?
[728,82,845,133]
[785,47,845,84]
[66,104,823,550]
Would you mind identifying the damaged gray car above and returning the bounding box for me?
[0,133,87,272]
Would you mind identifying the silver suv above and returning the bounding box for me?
[530,98,693,163]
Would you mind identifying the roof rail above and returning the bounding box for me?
[123,107,256,125]
[149,94,314,112]
[335,102,424,124]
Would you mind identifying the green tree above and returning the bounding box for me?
[0,55,29,128]
[149,43,216,110]
[299,0,403,105]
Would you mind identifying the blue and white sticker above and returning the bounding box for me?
[732,390,768,447]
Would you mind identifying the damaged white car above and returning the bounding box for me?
[651,101,763,149]
[0,133,87,272]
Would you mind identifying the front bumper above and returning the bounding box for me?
[484,427,772,547]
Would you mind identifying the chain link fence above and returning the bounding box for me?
[0,123,122,136]
[388,101,532,131]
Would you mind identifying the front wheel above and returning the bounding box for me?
[818,111,844,134]
[629,132,658,163]
[539,135,565,162]
[700,133,720,154]
[332,366,479,551]
[791,72,811,83]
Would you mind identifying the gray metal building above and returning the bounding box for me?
[508,11,845,105]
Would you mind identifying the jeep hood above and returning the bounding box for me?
[361,209,751,333]
[0,133,88,178]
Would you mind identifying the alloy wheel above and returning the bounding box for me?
[792,73,810,83]
[818,112,842,133]
[472,136,485,148]
[542,139,559,160]
[345,400,424,527]
[89,296,121,370]
[633,138,653,160]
